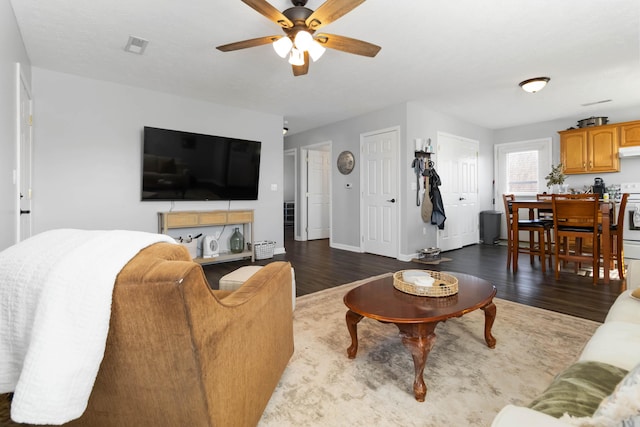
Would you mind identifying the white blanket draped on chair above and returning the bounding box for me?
[0,229,175,425]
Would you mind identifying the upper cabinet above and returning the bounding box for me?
[620,121,640,147]
[559,125,619,174]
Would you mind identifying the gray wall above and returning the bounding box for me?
[494,106,640,191]
[0,0,31,250]
[284,103,407,252]
[285,102,495,259]
[30,68,286,252]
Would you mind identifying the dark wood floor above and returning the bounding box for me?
[203,227,626,323]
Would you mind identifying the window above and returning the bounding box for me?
[494,138,553,239]
[506,150,539,193]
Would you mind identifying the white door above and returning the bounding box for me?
[436,133,479,251]
[18,69,33,242]
[361,128,399,258]
[306,149,330,240]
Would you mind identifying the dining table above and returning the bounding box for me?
[511,198,614,284]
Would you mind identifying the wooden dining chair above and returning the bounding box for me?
[552,194,601,284]
[608,193,628,279]
[536,194,554,267]
[502,194,551,273]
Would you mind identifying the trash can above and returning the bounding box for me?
[479,210,502,245]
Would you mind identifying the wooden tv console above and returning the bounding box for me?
[157,210,254,264]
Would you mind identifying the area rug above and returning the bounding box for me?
[258,273,601,426]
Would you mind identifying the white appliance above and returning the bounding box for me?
[621,182,640,260]
[619,146,640,158]
[202,235,219,258]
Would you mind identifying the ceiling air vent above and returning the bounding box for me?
[124,36,149,55]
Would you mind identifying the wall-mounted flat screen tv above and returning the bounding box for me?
[142,126,261,201]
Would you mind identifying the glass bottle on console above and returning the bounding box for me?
[230,227,244,254]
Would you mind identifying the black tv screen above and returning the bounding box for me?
[142,126,261,201]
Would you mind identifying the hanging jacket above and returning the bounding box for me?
[426,167,446,229]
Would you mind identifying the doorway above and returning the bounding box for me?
[300,142,331,241]
[360,127,400,258]
[283,149,297,243]
[436,132,479,252]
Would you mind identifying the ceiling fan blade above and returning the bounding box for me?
[292,51,309,76]
[315,33,381,57]
[216,35,281,52]
[306,0,366,31]
[241,0,293,28]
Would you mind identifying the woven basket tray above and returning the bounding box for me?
[393,270,459,297]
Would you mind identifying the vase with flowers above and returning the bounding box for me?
[545,163,567,193]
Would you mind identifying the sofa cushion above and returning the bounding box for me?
[528,361,628,418]
[604,290,640,324]
[559,362,640,426]
[579,322,640,371]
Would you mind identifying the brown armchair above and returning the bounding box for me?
[1,243,294,427]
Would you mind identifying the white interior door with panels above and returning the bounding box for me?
[436,133,479,252]
[494,138,552,239]
[360,127,399,258]
[306,149,330,240]
[17,64,33,242]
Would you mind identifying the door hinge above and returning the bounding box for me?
[28,115,33,126]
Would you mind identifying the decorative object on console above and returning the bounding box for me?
[202,235,220,258]
[230,227,244,254]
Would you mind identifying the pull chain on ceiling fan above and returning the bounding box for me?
[216,0,381,76]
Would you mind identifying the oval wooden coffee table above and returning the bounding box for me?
[343,272,497,402]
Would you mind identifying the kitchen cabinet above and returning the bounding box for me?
[158,210,254,264]
[620,120,640,147]
[559,125,619,174]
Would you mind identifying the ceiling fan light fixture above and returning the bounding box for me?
[308,40,326,62]
[273,36,293,58]
[294,30,313,51]
[519,77,550,93]
[288,48,305,66]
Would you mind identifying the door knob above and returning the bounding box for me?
[20,210,31,215]
[459,197,466,201]
[387,198,396,203]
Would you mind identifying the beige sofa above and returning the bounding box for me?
[1,243,294,427]
[492,260,640,426]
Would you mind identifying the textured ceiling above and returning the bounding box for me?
[9,0,640,135]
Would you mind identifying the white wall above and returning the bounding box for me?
[0,0,31,250]
[31,68,286,251]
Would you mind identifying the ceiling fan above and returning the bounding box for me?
[216,0,381,76]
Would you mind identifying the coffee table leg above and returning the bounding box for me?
[481,301,497,348]
[396,323,438,402]
[346,310,364,359]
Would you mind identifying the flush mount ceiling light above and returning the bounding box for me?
[124,36,149,55]
[519,77,550,93]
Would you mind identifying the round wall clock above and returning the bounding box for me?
[337,151,355,175]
